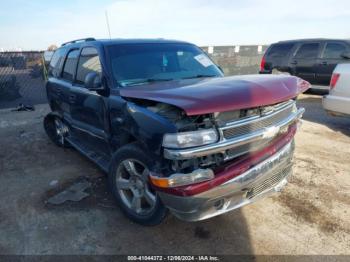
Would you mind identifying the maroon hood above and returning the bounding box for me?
[120,74,310,116]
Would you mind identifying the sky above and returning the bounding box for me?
[1,0,349,50]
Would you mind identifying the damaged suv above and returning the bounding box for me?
[44,38,309,225]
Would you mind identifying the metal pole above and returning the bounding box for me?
[105,10,111,39]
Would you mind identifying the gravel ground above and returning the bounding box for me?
[0,93,349,255]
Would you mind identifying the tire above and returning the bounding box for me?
[44,113,70,148]
[108,143,168,226]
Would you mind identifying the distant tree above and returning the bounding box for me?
[47,45,58,51]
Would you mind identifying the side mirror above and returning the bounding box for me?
[218,66,224,74]
[84,72,103,91]
[341,51,350,59]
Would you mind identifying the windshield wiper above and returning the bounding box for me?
[182,74,218,79]
[147,78,173,82]
[121,78,174,87]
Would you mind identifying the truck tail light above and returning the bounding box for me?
[260,55,266,71]
[330,73,340,89]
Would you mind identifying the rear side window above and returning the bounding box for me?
[295,43,320,59]
[267,44,294,57]
[48,48,65,77]
[62,49,79,82]
[323,43,347,59]
[76,47,102,85]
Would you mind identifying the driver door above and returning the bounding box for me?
[289,42,320,84]
[69,47,109,155]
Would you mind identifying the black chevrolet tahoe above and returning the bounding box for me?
[44,38,308,225]
[259,39,350,88]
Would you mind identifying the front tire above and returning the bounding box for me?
[108,143,168,226]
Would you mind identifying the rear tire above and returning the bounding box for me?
[44,114,70,148]
[108,143,168,226]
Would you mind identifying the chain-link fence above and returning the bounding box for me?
[202,45,269,76]
[0,51,47,109]
[0,45,270,110]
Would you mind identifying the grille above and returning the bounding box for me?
[246,165,292,199]
[225,139,266,160]
[222,102,294,140]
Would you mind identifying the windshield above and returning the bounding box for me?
[107,43,223,87]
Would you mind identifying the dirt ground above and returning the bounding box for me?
[0,93,349,255]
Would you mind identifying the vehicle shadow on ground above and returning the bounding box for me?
[45,172,253,255]
[297,94,350,136]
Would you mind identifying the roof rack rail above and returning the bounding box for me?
[61,38,96,46]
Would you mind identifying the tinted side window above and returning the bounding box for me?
[48,48,65,77]
[76,47,102,85]
[323,43,346,59]
[267,44,294,57]
[295,43,320,59]
[62,49,79,81]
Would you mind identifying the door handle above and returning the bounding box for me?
[290,61,298,65]
[321,61,328,65]
[69,94,76,103]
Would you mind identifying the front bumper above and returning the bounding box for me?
[158,141,294,221]
[323,94,350,116]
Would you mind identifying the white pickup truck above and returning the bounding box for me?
[323,64,350,117]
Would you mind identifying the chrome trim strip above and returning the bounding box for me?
[221,100,295,130]
[71,124,106,140]
[164,107,304,160]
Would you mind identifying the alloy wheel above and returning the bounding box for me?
[115,159,156,215]
[54,118,68,145]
